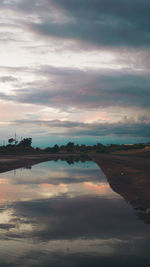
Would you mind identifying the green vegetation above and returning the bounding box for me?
[0,137,149,155]
[0,138,33,154]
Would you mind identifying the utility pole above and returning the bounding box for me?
[14,133,18,145]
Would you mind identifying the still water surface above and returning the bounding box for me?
[0,160,150,266]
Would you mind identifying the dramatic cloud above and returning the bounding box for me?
[0,0,149,144]
[1,66,150,110]
[26,0,150,48]
[13,118,150,138]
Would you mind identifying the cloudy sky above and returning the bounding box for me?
[0,0,150,146]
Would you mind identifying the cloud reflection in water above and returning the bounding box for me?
[0,161,149,266]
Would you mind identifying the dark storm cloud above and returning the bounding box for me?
[1,66,150,110]
[27,0,150,48]
[14,118,150,138]
[15,251,150,267]
[1,0,150,49]
[69,120,150,138]
[0,223,15,230]
[14,119,85,128]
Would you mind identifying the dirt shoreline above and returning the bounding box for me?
[0,151,149,175]
[91,152,150,223]
[0,153,83,173]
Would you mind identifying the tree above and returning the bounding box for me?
[18,138,32,148]
[79,144,86,152]
[52,144,60,153]
[8,138,15,145]
[96,143,106,153]
[66,142,74,152]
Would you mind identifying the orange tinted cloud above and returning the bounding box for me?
[84,182,110,193]
[84,112,110,123]
[41,183,53,189]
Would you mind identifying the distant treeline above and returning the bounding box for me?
[0,137,149,154]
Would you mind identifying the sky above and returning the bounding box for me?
[0,0,150,147]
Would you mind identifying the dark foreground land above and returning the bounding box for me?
[0,150,150,223]
[91,150,150,223]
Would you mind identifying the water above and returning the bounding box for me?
[0,160,149,266]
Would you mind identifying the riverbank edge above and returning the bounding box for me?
[0,153,88,173]
[0,151,149,174]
